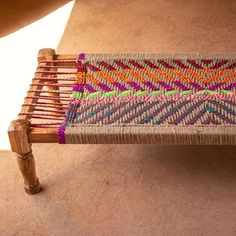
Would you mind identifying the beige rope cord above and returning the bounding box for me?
[55,52,236,145]
[65,126,236,145]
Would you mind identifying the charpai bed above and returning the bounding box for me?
[8,48,236,194]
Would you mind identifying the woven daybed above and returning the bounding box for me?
[8,48,236,194]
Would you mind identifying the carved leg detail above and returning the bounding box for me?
[16,151,42,194]
[8,119,42,195]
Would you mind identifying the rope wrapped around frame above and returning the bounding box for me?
[58,53,236,144]
[18,52,236,144]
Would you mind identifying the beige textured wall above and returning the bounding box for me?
[58,0,236,54]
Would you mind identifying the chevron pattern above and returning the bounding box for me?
[75,56,236,97]
[68,96,236,125]
[65,54,236,126]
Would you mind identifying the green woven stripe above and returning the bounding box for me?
[71,90,235,99]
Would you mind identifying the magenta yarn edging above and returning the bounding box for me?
[57,53,86,144]
[77,52,85,61]
[58,123,66,144]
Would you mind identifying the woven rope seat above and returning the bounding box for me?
[8,48,236,194]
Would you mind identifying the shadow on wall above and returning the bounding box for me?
[0,0,72,37]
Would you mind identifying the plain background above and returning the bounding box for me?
[0,1,74,150]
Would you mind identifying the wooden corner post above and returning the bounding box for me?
[8,119,42,194]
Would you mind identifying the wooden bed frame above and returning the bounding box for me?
[8,48,236,194]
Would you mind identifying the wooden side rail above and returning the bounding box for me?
[29,127,58,143]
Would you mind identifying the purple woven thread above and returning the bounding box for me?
[127,81,143,91]
[58,52,86,144]
[158,81,173,91]
[73,84,85,92]
[98,83,112,92]
[209,83,223,90]
[112,82,126,91]
[174,81,189,91]
[224,82,236,90]
[78,53,85,61]
[144,81,158,91]
[84,84,96,93]
[189,82,204,90]
[58,123,66,144]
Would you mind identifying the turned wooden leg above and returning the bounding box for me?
[8,119,42,194]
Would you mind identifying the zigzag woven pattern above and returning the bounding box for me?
[64,54,236,128]
[74,96,236,125]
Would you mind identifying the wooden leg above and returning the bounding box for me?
[8,119,42,194]
[16,150,42,194]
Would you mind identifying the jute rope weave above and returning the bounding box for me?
[57,53,236,144]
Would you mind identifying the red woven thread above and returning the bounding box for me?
[39,59,76,63]
[30,83,73,87]
[33,77,75,81]
[22,103,66,109]
[37,65,77,69]
[35,71,76,75]
[26,96,70,101]
[19,112,65,117]
[23,101,67,105]
[31,123,62,127]
[28,116,64,120]
[33,108,64,113]
[30,90,72,94]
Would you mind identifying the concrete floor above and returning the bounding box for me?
[1,0,236,235]
[1,144,236,235]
